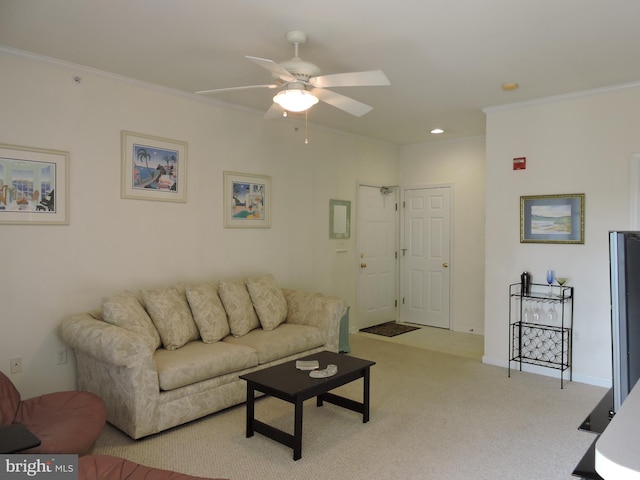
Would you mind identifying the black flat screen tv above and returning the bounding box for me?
[609,231,640,413]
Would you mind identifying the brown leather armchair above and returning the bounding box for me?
[0,370,106,455]
[78,455,228,480]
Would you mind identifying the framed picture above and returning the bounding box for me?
[0,143,69,225]
[329,199,351,239]
[121,131,187,202]
[520,193,585,244]
[223,171,271,228]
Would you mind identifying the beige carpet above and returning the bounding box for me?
[93,335,606,480]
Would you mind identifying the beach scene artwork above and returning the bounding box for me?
[232,181,265,220]
[132,144,179,192]
[0,158,55,213]
[531,204,571,234]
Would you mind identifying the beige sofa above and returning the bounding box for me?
[61,275,347,440]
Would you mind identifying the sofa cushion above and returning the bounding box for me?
[222,323,326,364]
[101,291,161,352]
[142,286,199,351]
[218,280,260,337]
[246,274,287,331]
[185,283,230,343]
[153,341,259,391]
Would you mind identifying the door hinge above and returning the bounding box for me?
[395,203,398,211]
[402,297,405,304]
[395,251,398,259]
[403,200,406,208]
[395,299,398,307]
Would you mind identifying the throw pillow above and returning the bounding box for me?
[142,285,200,350]
[184,283,230,343]
[101,291,161,352]
[246,274,287,331]
[218,280,260,337]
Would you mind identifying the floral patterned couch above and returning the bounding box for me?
[61,275,346,440]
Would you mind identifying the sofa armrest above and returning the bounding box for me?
[61,313,153,368]
[282,289,347,352]
[61,313,160,439]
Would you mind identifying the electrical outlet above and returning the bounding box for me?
[56,348,67,365]
[10,357,22,374]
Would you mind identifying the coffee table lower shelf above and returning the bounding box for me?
[240,351,375,460]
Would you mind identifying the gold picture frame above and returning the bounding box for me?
[520,193,585,244]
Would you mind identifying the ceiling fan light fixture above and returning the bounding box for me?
[273,89,319,112]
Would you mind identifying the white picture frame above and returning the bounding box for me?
[223,171,271,228]
[121,131,187,202]
[0,143,69,225]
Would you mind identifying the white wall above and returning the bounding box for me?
[483,85,640,386]
[0,50,398,397]
[398,136,486,334]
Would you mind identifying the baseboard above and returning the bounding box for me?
[482,355,611,388]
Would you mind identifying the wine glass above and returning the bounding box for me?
[556,276,568,298]
[556,276,568,291]
[546,270,555,295]
[532,299,541,323]
[547,302,559,324]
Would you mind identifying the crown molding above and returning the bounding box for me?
[483,81,640,114]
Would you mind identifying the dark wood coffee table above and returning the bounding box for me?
[239,350,375,460]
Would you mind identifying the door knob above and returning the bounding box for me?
[360,263,367,268]
[442,262,449,268]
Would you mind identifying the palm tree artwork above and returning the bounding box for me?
[132,144,178,191]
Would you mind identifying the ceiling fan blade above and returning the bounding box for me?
[309,70,390,88]
[246,56,297,83]
[263,103,286,120]
[311,88,373,117]
[195,84,277,94]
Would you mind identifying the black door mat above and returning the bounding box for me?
[359,321,420,337]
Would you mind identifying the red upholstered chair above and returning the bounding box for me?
[78,455,229,480]
[0,370,106,455]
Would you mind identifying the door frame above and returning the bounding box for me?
[355,182,400,331]
[399,183,454,330]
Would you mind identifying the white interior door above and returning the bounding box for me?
[357,185,398,329]
[401,186,451,328]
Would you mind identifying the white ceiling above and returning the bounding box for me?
[2,0,640,146]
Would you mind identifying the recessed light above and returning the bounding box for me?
[430,128,444,134]
[502,82,519,91]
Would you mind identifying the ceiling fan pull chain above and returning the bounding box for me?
[305,110,309,144]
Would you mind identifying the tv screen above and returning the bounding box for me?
[609,231,640,413]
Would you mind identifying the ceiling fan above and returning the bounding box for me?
[195,30,390,118]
